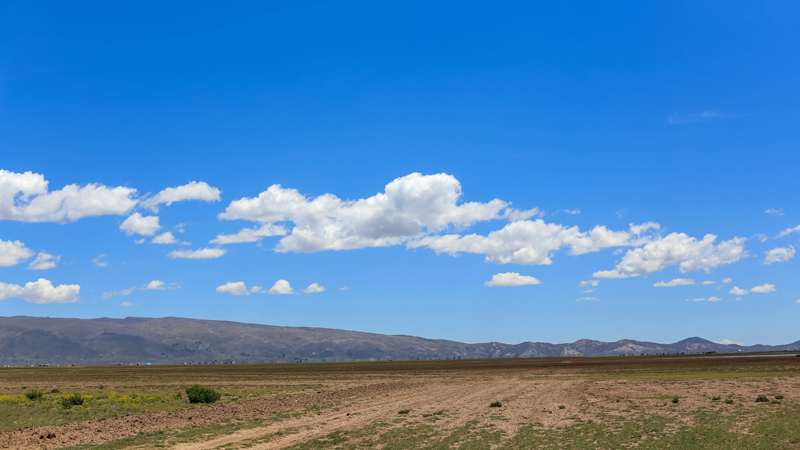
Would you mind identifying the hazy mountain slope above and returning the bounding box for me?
[0,316,797,366]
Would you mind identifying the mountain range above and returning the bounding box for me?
[1,316,798,366]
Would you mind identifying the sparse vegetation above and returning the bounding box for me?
[51,388,60,394]
[672,396,679,404]
[725,399,734,404]
[558,405,565,409]
[712,396,721,401]
[490,401,502,407]
[186,385,221,404]
[755,395,770,403]
[397,409,411,415]
[775,395,784,399]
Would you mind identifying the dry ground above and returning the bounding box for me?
[0,354,799,449]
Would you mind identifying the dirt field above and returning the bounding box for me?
[1,354,799,449]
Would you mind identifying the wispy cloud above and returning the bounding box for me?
[765,208,784,216]
[667,110,724,125]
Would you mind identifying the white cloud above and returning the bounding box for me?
[708,296,722,302]
[594,233,745,279]
[722,277,732,284]
[764,246,795,265]
[144,280,166,290]
[134,238,145,245]
[690,298,705,302]
[339,287,349,290]
[0,170,138,223]
[141,181,221,212]
[119,301,139,307]
[576,297,599,301]
[0,278,80,303]
[269,279,295,295]
[92,254,108,267]
[219,173,536,253]
[152,232,188,245]
[413,221,658,266]
[754,233,768,243]
[729,286,749,295]
[303,283,325,294]
[101,287,135,300]
[167,248,226,259]
[765,208,784,216]
[653,278,695,287]
[579,280,599,287]
[484,272,542,287]
[210,224,288,244]
[0,239,35,267]
[27,252,60,270]
[750,284,775,294]
[120,213,161,236]
[667,110,723,124]
[250,286,263,293]
[216,281,250,296]
[554,209,581,215]
[702,280,716,285]
[715,339,743,346]
[776,225,800,239]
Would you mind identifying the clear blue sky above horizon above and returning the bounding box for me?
[1,1,798,346]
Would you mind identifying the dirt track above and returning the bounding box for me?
[2,368,798,449]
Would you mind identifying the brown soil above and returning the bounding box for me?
[1,365,798,449]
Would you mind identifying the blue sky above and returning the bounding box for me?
[1,1,799,346]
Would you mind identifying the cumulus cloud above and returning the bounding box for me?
[707,296,722,302]
[143,280,166,290]
[27,252,60,270]
[167,248,226,259]
[413,221,658,266]
[152,232,188,245]
[729,286,749,295]
[722,278,732,284]
[216,281,250,296]
[134,239,145,245]
[269,280,295,295]
[119,301,139,307]
[141,181,222,212]
[716,339,744,345]
[250,286,264,293]
[765,208,784,216]
[764,246,795,265]
[0,278,80,303]
[120,213,161,236]
[702,281,716,285]
[303,283,325,293]
[0,170,138,223]
[219,173,539,253]
[0,239,35,267]
[101,287,135,300]
[653,278,695,287]
[689,298,705,302]
[776,225,800,239]
[210,224,288,244]
[484,272,542,287]
[594,233,745,279]
[750,284,775,294]
[92,254,108,267]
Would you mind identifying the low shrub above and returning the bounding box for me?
[558,405,566,410]
[25,390,43,400]
[725,399,734,404]
[775,395,784,400]
[712,396,721,401]
[490,401,502,408]
[185,385,221,404]
[61,393,84,409]
[672,396,679,404]
[398,409,411,415]
[51,388,60,394]
[755,395,769,403]
[174,392,183,400]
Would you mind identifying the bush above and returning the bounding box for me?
[398,409,411,415]
[490,401,502,408]
[25,390,43,400]
[558,405,566,410]
[61,394,84,409]
[672,396,679,404]
[712,396,721,401]
[185,385,221,404]
[725,399,734,404]
[51,388,60,394]
[756,395,770,403]
[775,395,784,400]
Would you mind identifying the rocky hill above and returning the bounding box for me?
[0,316,797,366]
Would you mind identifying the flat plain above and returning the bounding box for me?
[1,353,799,449]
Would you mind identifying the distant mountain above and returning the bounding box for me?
[0,316,798,366]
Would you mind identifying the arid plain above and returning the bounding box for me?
[1,354,799,449]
